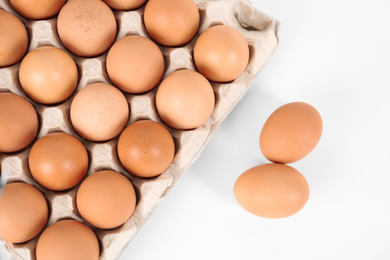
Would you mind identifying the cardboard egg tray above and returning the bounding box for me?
[0,0,278,259]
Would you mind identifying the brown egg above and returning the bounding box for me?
[57,0,117,57]
[0,182,48,243]
[156,70,215,130]
[144,0,199,46]
[9,0,65,20]
[19,46,78,105]
[0,93,39,153]
[233,163,310,219]
[103,0,147,10]
[106,35,164,94]
[29,132,89,191]
[118,120,175,178]
[260,102,323,164]
[0,10,28,67]
[193,25,249,82]
[70,83,129,142]
[36,219,99,260]
[76,170,136,229]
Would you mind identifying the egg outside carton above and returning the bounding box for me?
[0,0,279,259]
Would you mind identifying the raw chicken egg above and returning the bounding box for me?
[0,10,28,67]
[9,0,65,20]
[103,0,147,10]
[36,219,99,260]
[19,46,78,105]
[233,163,310,218]
[76,170,136,229]
[70,83,129,142]
[29,132,89,191]
[0,182,48,243]
[144,0,199,46]
[117,120,175,178]
[0,93,39,153]
[193,25,249,82]
[260,102,323,164]
[156,70,215,130]
[106,35,164,94]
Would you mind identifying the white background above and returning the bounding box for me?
[121,0,390,259]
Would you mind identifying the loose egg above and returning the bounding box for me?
[29,132,89,191]
[156,70,215,130]
[76,170,137,229]
[144,0,199,46]
[0,93,39,153]
[57,0,117,57]
[260,102,323,164]
[233,163,310,218]
[9,0,65,20]
[19,46,78,105]
[103,0,147,10]
[70,83,129,142]
[36,219,99,260]
[0,182,48,243]
[117,120,175,178]
[106,35,164,94]
[0,10,28,67]
[193,25,249,82]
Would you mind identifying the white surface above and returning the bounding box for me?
[120,0,390,259]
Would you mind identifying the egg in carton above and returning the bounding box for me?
[0,0,279,259]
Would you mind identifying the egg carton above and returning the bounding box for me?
[0,0,278,259]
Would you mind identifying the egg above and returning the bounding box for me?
[19,46,78,105]
[9,0,65,20]
[57,0,117,57]
[155,70,215,130]
[0,182,48,243]
[70,83,129,142]
[117,120,175,178]
[0,10,28,67]
[144,0,199,46]
[193,25,249,82]
[76,170,137,229]
[103,0,147,10]
[29,132,89,191]
[36,219,99,260]
[0,93,39,153]
[233,163,310,219]
[260,102,323,164]
[106,35,164,94]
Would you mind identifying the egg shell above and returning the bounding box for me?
[0,10,28,67]
[233,163,310,219]
[260,102,323,164]
[103,0,147,10]
[117,120,175,178]
[36,219,99,260]
[0,182,48,243]
[9,0,65,20]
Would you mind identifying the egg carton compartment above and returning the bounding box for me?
[0,0,279,259]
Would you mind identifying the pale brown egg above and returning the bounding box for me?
[260,102,323,164]
[0,182,48,243]
[57,0,117,57]
[155,70,215,130]
[0,93,39,153]
[76,170,136,229]
[117,120,175,178]
[106,35,164,94]
[19,46,78,105]
[9,0,65,20]
[70,83,129,142]
[193,25,249,82]
[36,219,99,260]
[233,163,310,219]
[103,0,147,10]
[29,132,89,191]
[0,10,28,67]
[144,0,199,46]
